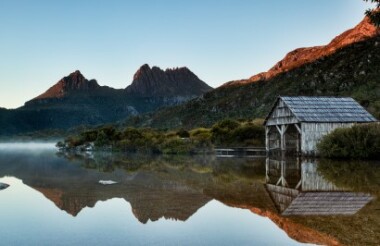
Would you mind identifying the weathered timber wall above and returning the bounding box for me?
[266,99,298,126]
[301,161,343,191]
[301,122,353,156]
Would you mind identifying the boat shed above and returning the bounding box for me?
[264,96,377,156]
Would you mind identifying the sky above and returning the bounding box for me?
[0,0,375,109]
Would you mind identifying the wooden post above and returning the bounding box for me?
[265,127,270,152]
[295,157,301,189]
[275,125,282,150]
[280,160,288,187]
[281,125,285,151]
[294,123,302,154]
[265,158,269,183]
[280,125,288,151]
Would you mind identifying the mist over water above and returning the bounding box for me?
[0,142,57,151]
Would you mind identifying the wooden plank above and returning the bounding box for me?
[294,124,302,134]
[276,125,282,134]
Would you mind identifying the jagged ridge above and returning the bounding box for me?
[126,64,212,97]
[0,65,212,135]
[225,16,379,86]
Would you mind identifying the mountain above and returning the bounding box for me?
[34,70,100,100]
[0,65,212,135]
[126,64,212,97]
[226,16,379,86]
[130,16,380,129]
[2,17,379,134]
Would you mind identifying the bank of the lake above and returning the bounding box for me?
[57,119,265,155]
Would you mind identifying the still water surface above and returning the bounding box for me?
[0,143,379,246]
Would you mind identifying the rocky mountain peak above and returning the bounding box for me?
[133,64,151,80]
[126,64,213,97]
[224,16,379,86]
[33,70,100,100]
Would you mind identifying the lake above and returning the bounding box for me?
[0,143,379,246]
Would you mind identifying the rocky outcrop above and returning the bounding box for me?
[225,16,379,86]
[126,64,212,97]
[34,70,100,100]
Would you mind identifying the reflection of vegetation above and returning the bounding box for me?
[59,151,266,184]
[292,159,380,246]
[211,158,266,184]
[60,119,265,154]
[317,123,380,159]
[318,159,380,195]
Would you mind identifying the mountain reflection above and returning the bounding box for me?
[0,151,267,223]
[0,149,379,245]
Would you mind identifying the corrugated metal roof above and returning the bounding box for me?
[279,96,377,123]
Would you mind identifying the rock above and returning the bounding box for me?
[0,182,9,190]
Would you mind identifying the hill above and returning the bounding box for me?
[131,17,380,129]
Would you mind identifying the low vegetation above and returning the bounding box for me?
[317,123,380,159]
[58,119,265,154]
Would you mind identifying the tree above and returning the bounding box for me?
[364,0,380,27]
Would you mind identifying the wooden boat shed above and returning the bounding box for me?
[264,96,377,156]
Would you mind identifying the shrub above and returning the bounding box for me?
[190,128,213,149]
[317,123,380,159]
[100,125,117,137]
[65,136,86,147]
[211,119,239,145]
[56,141,66,149]
[94,131,110,147]
[177,129,190,138]
[211,119,265,147]
[80,130,98,142]
[190,128,211,138]
[214,119,240,130]
[160,138,195,154]
[232,124,265,146]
